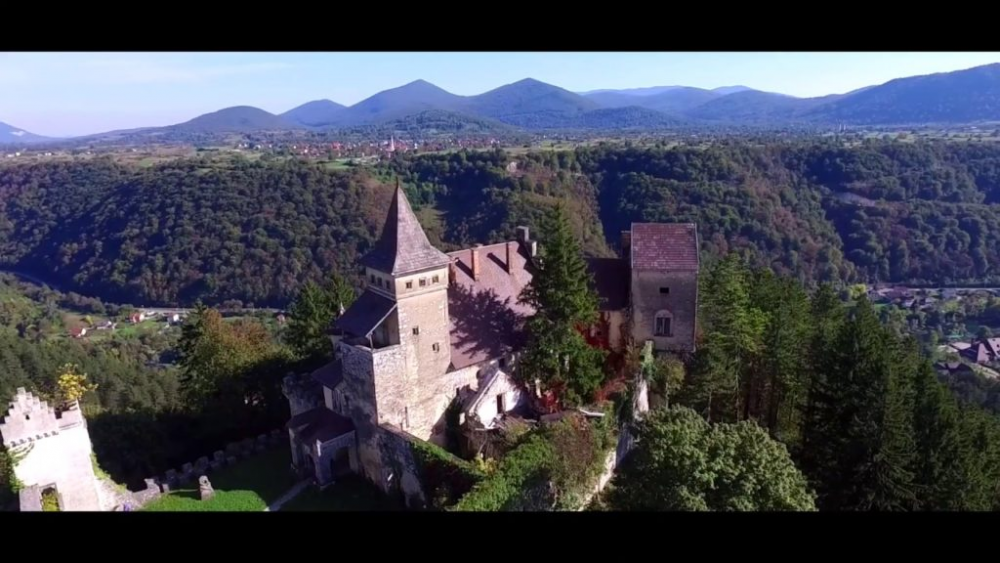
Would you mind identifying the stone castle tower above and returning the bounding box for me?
[354,181,454,439]
[0,388,102,511]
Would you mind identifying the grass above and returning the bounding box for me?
[142,446,297,512]
[279,476,402,511]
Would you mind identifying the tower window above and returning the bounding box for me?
[432,343,440,352]
[654,311,673,337]
[419,278,427,287]
[370,274,376,284]
[432,275,440,284]
[660,287,670,294]
[412,327,420,336]
[406,281,413,289]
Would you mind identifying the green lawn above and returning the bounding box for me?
[142,446,298,512]
[279,476,402,511]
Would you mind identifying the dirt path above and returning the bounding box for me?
[263,479,311,512]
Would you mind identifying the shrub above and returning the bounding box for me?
[409,439,484,509]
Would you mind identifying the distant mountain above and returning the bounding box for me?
[171,106,300,133]
[684,91,815,123]
[805,63,1000,125]
[330,80,469,127]
[711,85,754,95]
[574,106,687,130]
[0,122,50,145]
[586,87,720,114]
[469,78,600,129]
[338,109,517,136]
[281,100,346,128]
[580,85,684,97]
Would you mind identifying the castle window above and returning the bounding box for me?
[432,275,440,284]
[419,278,427,287]
[654,311,673,337]
[412,327,420,336]
[370,274,376,284]
[344,395,350,411]
[660,287,670,294]
[406,281,413,289]
[432,343,440,352]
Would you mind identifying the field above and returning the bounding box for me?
[141,442,400,512]
[142,447,298,512]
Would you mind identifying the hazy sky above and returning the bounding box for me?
[3,52,1000,137]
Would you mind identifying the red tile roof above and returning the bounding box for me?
[630,223,699,272]
[447,241,536,370]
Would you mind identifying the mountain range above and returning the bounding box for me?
[5,63,1000,144]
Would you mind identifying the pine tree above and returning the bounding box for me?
[518,205,604,406]
[797,284,844,484]
[802,297,915,511]
[912,360,967,510]
[685,253,765,422]
[285,273,355,365]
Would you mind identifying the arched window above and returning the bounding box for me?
[654,310,673,337]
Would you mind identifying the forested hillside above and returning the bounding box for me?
[5,139,1000,307]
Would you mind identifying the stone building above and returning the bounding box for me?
[0,388,103,511]
[283,182,699,498]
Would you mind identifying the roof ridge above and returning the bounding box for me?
[360,180,451,276]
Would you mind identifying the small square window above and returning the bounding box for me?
[419,278,427,287]
[406,281,413,289]
[412,327,420,336]
[432,275,440,284]
[660,287,670,294]
[432,343,440,352]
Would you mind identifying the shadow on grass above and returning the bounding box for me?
[280,475,403,511]
[143,446,298,512]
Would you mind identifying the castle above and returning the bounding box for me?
[282,183,699,498]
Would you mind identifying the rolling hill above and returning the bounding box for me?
[329,80,471,127]
[467,78,602,128]
[280,100,346,128]
[0,122,51,145]
[170,106,301,133]
[16,61,1000,142]
[804,63,1000,125]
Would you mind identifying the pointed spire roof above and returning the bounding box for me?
[360,180,451,276]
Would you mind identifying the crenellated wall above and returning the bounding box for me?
[0,388,101,511]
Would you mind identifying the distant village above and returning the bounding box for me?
[868,284,1000,381]
[67,309,287,340]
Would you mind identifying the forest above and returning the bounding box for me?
[4,139,1000,307]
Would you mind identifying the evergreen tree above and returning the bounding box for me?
[912,360,968,510]
[285,273,355,365]
[518,205,604,406]
[797,284,844,485]
[801,297,915,510]
[757,275,812,441]
[685,253,765,422]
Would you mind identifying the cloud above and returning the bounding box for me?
[78,58,296,84]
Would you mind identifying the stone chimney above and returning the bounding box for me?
[620,230,632,260]
[448,260,457,285]
[471,246,481,281]
[505,241,514,274]
[517,226,530,243]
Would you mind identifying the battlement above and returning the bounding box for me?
[0,388,85,448]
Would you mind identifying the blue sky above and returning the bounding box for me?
[3,52,1000,137]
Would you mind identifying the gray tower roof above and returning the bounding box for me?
[360,181,451,276]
